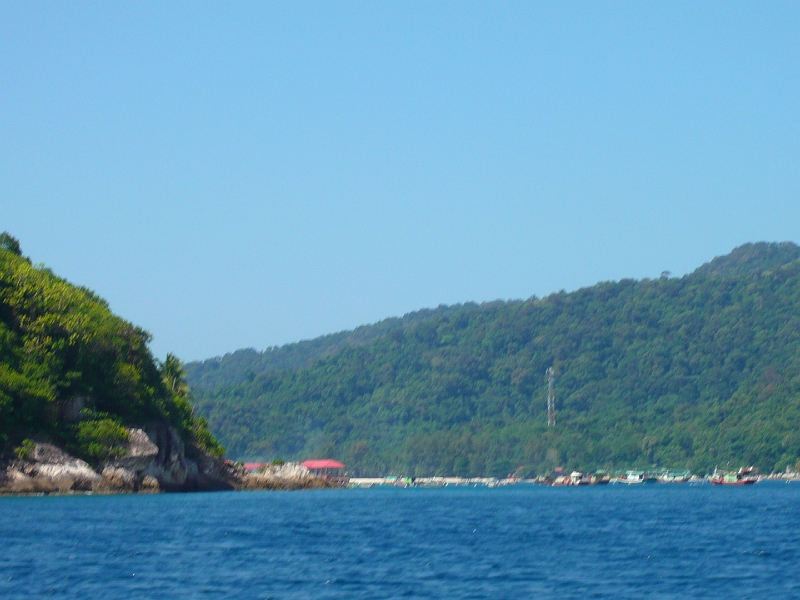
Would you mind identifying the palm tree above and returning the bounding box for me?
[161,353,190,399]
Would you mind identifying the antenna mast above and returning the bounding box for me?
[546,367,556,426]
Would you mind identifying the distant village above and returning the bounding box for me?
[239,459,800,488]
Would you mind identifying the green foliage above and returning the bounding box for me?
[189,243,800,476]
[0,232,22,257]
[185,304,481,389]
[73,417,129,462]
[0,241,224,463]
[14,438,35,460]
[188,416,225,459]
[158,354,225,459]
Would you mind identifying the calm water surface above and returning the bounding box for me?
[2,483,800,598]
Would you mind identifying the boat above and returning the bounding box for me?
[572,471,591,486]
[550,475,574,486]
[614,471,644,484]
[656,469,691,483]
[710,466,758,486]
[592,470,611,485]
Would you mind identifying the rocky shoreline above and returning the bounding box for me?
[0,423,340,495]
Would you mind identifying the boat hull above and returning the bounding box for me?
[710,478,757,486]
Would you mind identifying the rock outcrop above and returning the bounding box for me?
[0,424,341,494]
[239,462,340,491]
[2,443,102,494]
[97,423,207,492]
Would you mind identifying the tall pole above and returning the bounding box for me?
[546,367,555,427]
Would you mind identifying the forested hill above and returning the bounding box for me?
[185,303,482,389]
[189,242,800,476]
[0,234,222,464]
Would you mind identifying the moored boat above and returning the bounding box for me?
[614,470,644,484]
[710,466,758,485]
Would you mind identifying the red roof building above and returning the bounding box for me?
[301,459,348,483]
[301,459,346,470]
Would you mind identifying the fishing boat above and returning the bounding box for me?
[710,466,758,485]
[614,471,644,484]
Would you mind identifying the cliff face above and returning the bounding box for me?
[0,423,340,494]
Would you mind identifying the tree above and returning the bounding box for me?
[0,232,22,256]
[161,353,190,399]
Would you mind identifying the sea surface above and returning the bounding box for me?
[2,482,800,599]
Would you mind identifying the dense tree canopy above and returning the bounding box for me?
[189,242,800,476]
[0,235,223,463]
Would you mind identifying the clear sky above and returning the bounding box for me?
[2,2,798,361]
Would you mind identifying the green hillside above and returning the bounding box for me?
[0,233,222,464]
[190,242,800,477]
[185,303,481,389]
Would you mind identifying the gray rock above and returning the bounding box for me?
[239,462,336,490]
[106,428,159,473]
[5,443,102,492]
[140,475,160,492]
[101,466,137,491]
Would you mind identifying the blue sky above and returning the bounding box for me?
[2,2,798,361]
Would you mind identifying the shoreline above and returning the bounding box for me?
[0,434,342,496]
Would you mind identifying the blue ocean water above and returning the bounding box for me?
[2,483,800,599]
